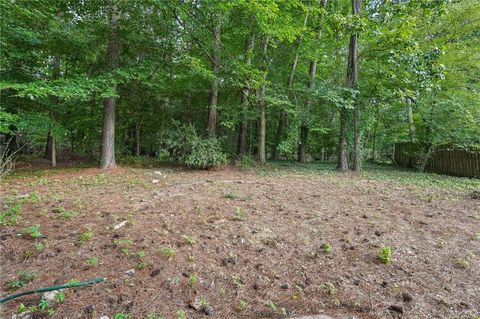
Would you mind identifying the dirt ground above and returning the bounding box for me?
[1,165,479,319]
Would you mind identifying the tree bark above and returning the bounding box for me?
[406,97,414,142]
[272,11,309,160]
[298,0,327,164]
[257,36,269,164]
[352,0,362,172]
[207,15,221,137]
[237,33,255,155]
[338,0,361,172]
[46,54,61,167]
[134,117,143,157]
[101,4,119,169]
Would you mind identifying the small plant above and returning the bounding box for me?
[321,243,332,253]
[38,299,49,310]
[161,246,177,259]
[17,303,27,313]
[35,241,46,252]
[224,192,237,199]
[267,300,277,312]
[114,313,132,319]
[28,192,41,203]
[182,235,196,245]
[378,246,392,264]
[199,297,209,308]
[27,225,43,238]
[55,292,65,303]
[456,258,470,269]
[77,229,94,246]
[7,270,36,289]
[147,314,165,319]
[176,309,186,319]
[320,282,335,295]
[188,273,198,287]
[236,299,248,312]
[233,207,245,221]
[67,278,80,285]
[86,256,99,267]
[0,204,21,226]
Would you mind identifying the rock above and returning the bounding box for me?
[150,268,162,277]
[280,283,290,289]
[99,317,110,319]
[402,292,413,302]
[42,290,59,302]
[11,312,31,319]
[388,305,404,313]
[125,269,135,277]
[154,171,162,175]
[204,306,213,316]
[151,179,159,184]
[114,220,127,230]
[287,316,335,319]
[375,230,382,236]
[84,305,95,314]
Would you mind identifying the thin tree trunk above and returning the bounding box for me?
[46,54,61,167]
[257,36,269,164]
[207,16,221,137]
[352,0,362,172]
[101,4,119,169]
[134,117,143,157]
[272,11,309,160]
[298,0,327,164]
[338,0,361,171]
[237,33,255,155]
[406,97,414,142]
[371,102,379,161]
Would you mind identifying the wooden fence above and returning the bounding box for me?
[394,142,480,178]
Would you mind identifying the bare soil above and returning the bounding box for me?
[1,166,479,319]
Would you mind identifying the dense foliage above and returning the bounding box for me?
[1,0,479,169]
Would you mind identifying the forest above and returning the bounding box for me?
[1,0,478,170]
[1,1,480,319]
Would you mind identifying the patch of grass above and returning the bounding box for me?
[6,270,36,290]
[188,273,198,287]
[233,207,245,221]
[55,292,65,303]
[224,192,237,199]
[160,246,177,259]
[77,229,94,246]
[378,246,393,264]
[114,313,132,319]
[0,204,21,226]
[27,225,43,239]
[236,299,248,312]
[181,234,196,245]
[321,243,332,253]
[320,282,335,295]
[86,256,99,267]
[456,257,470,269]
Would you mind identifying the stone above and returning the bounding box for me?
[375,230,382,236]
[154,171,162,175]
[388,305,404,313]
[125,269,135,276]
[280,283,291,289]
[402,292,413,302]
[151,179,159,184]
[11,312,31,319]
[99,317,110,319]
[42,290,59,302]
[287,316,335,319]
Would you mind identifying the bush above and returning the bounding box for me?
[165,122,228,169]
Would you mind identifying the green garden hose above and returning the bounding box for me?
[0,277,106,303]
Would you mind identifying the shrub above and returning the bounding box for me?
[164,122,228,169]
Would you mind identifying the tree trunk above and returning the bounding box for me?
[46,54,61,167]
[407,97,414,142]
[272,11,309,160]
[101,4,119,169]
[298,0,326,164]
[352,0,362,172]
[237,33,255,155]
[257,36,269,164]
[338,0,361,172]
[134,117,143,157]
[337,108,349,171]
[207,16,221,137]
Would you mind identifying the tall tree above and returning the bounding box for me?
[257,35,269,164]
[237,33,255,155]
[298,0,327,164]
[101,4,120,169]
[207,14,221,137]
